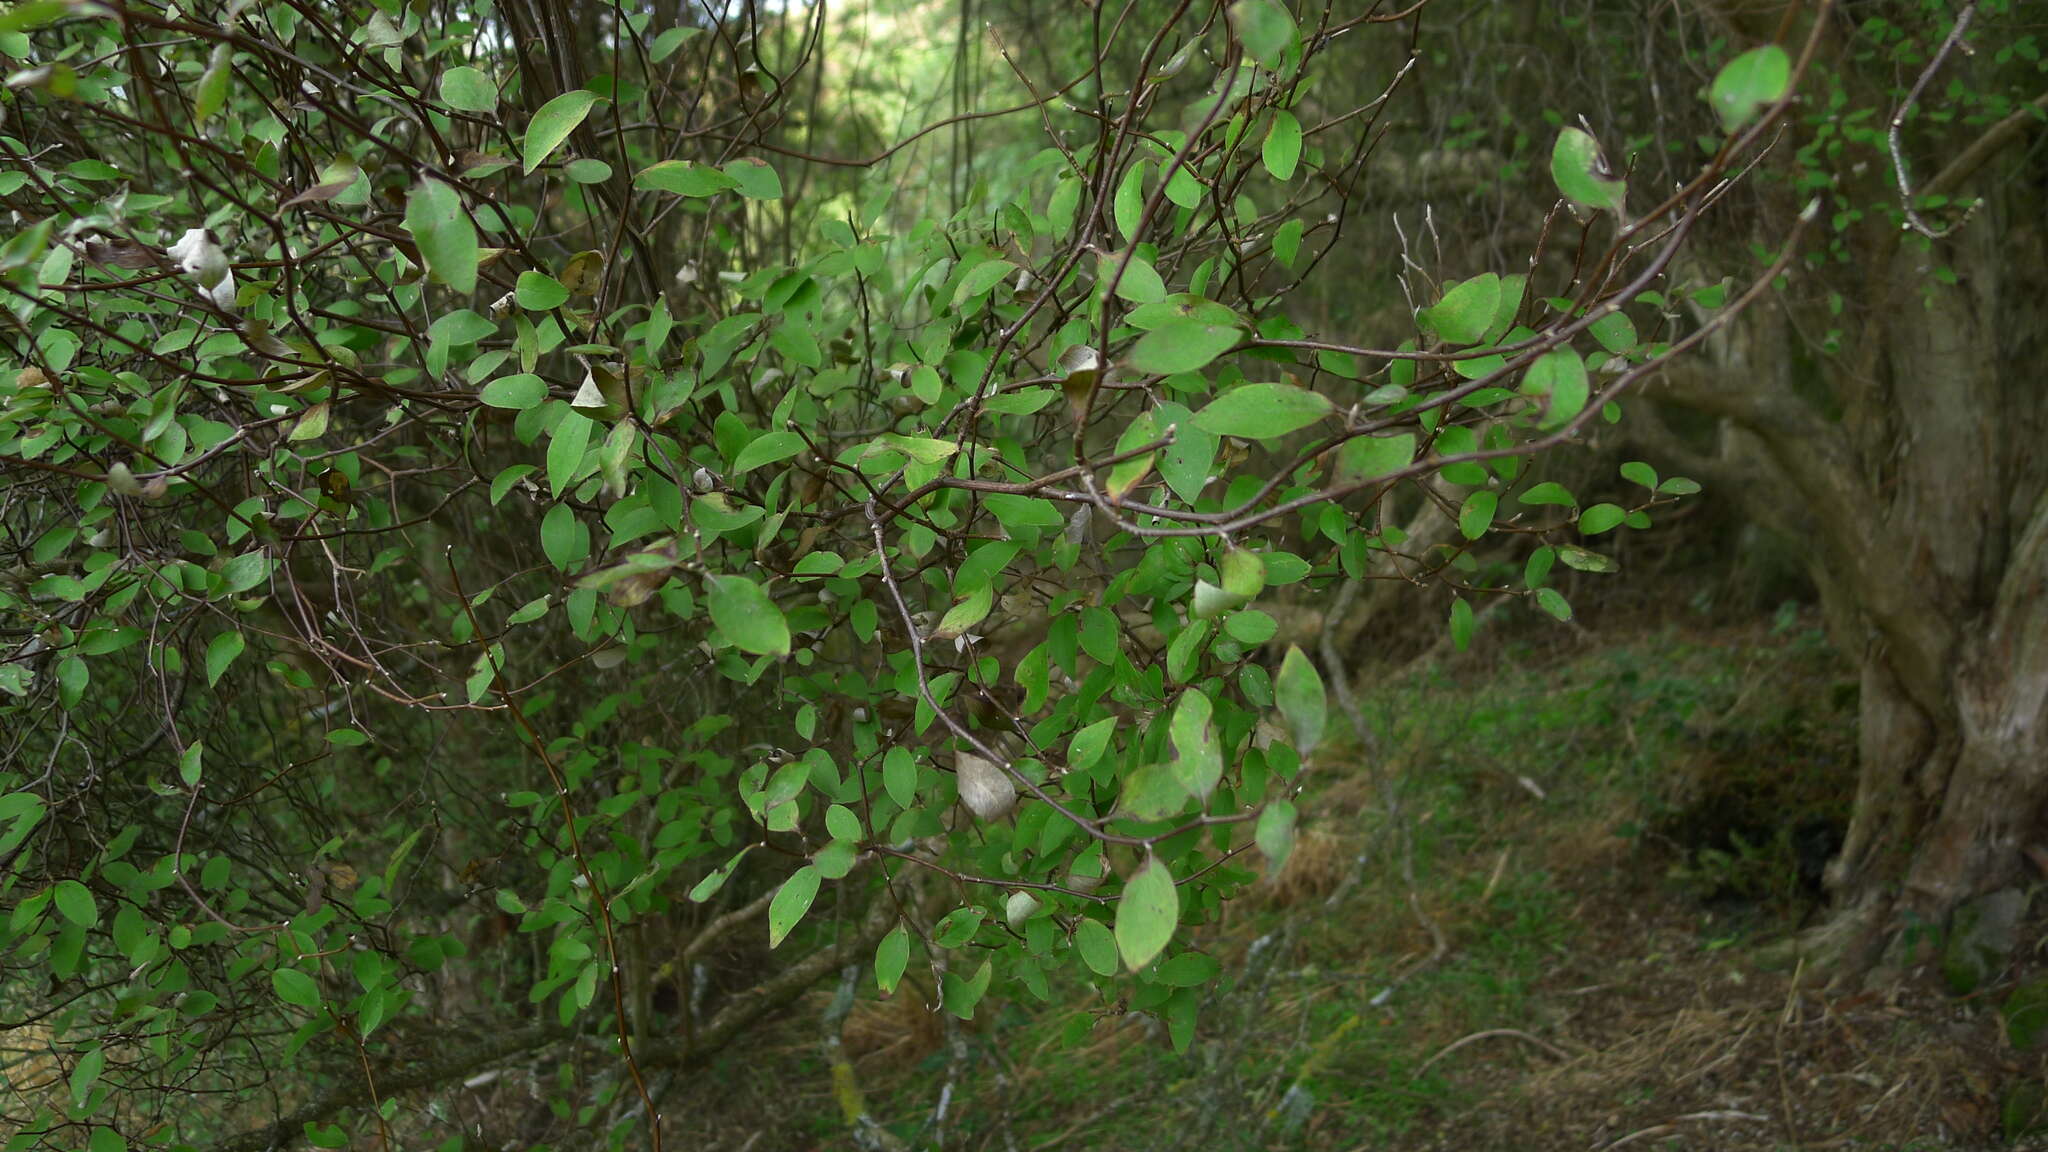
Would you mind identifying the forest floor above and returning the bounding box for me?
[677,603,2048,1151]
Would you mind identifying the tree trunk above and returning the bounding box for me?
[1641,147,2048,970]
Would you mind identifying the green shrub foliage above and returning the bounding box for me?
[0,0,1795,1146]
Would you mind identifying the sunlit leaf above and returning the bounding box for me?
[706,573,791,656]
[272,968,320,1010]
[1257,800,1297,871]
[1425,273,1501,345]
[1551,127,1627,216]
[766,865,820,948]
[725,157,783,199]
[635,160,739,197]
[1710,44,1791,133]
[875,926,909,994]
[1127,319,1242,375]
[1263,110,1302,181]
[522,90,601,174]
[403,177,478,294]
[1191,381,1333,439]
[440,66,497,113]
[1231,0,1296,68]
[1522,346,1589,430]
[1275,645,1325,754]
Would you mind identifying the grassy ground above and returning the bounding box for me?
[679,612,2048,1151]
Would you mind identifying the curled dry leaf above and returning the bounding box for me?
[83,235,161,270]
[1059,344,1102,425]
[955,752,1017,821]
[558,250,604,296]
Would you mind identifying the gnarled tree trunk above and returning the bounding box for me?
[1641,121,2048,971]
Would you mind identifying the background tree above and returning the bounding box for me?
[1635,0,2048,975]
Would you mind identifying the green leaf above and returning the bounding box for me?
[1556,544,1616,573]
[706,573,791,657]
[941,959,992,1019]
[1219,546,1265,602]
[70,1047,103,1108]
[1579,503,1626,534]
[733,430,804,473]
[1590,310,1638,355]
[193,42,232,122]
[634,160,740,197]
[955,257,1018,305]
[1458,490,1497,541]
[1169,687,1222,800]
[403,178,478,295]
[866,434,959,465]
[1191,381,1333,439]
[1485,274,1528,343]
[1426,273,1501,345]
[933,907,985,948]
[1068,716,1116,772]
[547,411,592,497]
[1127,319,1242,375]
[1275,645,1326,754]
[272,968,321,1010]
[1256,801,1297,871]
[89,1127,126,1152]
[1273,218,1305,268]
[1074,918,1118,977]
[650,25,702,62]
[1337,433,1415,483]
[53,879,95,927]
[1709,44,1791,133]
[813,839,857,880]
[1522,346,1589,430]
[883,747,917,808]
[1114,161,1146,242]
[1105,252,1167,303]
[1115,855,1179,972]
[1231,0,1296,68]
[288,402,329,442]
[1535,587,1573,621]
[1550,127,1627,216]
[933,583,994,639]
[724,157,782,199]
[875,926,909,995]
[540,504,581,569]
[1263,110,1302,181]
[480,374,547,410]
[522,90,601,174]
[179,741,203,787]
[204,631,245,687]
[517,271,570,312]
[767,865,820,948]
[440,67,497,113]
[1516,484,1575,514]
[689,847,754,902]
[1449,597,1475,651]
[0,2,69,35]
[429,309,496,346]
[1620,461,1658,490]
